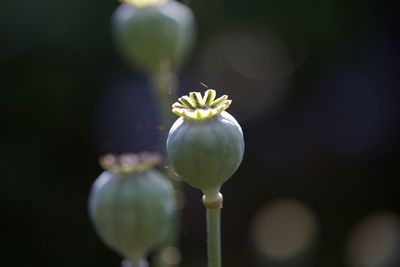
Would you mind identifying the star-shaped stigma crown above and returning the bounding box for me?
[100,152,161,174]
[121,0,167,8]
[172,89,232,120]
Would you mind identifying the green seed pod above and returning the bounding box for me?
[112,0,195,73]
[166,90,245,197]
[88,153,175,263]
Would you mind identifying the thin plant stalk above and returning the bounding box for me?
[149,67,177,149]
[206,206,221,267]
[122,259,149,267]
[150,65,182,267]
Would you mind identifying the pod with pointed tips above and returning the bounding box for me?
[166,90,245,194]
[88,154,175,262]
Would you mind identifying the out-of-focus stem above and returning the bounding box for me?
[149,67,177,150]
[149,65,182,267]
[122,259,149,267]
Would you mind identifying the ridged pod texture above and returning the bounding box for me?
[112,1,195,73]
[167,111,244,192]
[88,169,174,261]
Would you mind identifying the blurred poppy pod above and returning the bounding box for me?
[166,90,245,195]
[112,0,195,73]
[88,153,175,263]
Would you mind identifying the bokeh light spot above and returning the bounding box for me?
[347,211,400,267]
[160,246,182,265]
[250,198,318,260]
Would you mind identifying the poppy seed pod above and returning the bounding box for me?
[112,0,195,73]
[166,90,245,197]
[88,153,175,263]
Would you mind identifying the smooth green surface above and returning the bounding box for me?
[88,169,175,262]
[207,207,221,267]
[113,1,195,73]
[167,111,245,192]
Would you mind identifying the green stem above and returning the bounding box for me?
[122,259,148,267]
[206,206,222,267]
[149,67,182,267]
[149,68,177,150]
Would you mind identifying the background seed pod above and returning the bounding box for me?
[88,169,175,262]
[112,0,195,73]
[167,112,245,193]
